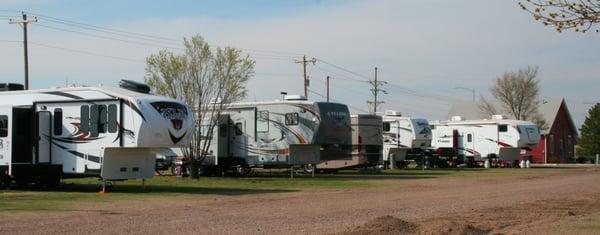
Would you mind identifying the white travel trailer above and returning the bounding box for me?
[429,115,540,166]
[0,81,193,187]
[317,114,382,171]
[201,96,352,174]
[381,110,431,168]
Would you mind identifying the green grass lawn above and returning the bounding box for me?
[0,167,570,214]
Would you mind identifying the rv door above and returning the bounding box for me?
[0,105,12,174]
[37,111,52,164]
[216,114,230,158]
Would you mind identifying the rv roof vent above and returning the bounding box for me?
[0,83,24,92]
[491,114,504,120]
[210,97,222,104]
[119,79,150,94]
[450,116,464,121]
[384,110,402,116]
[284,95,307,101]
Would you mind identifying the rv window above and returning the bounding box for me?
[0,115,7,137]
[235,122,243,135]
[80,106,89,135]
[54,108,63,136]
[257,111,269,133]
[98,105,107,133]
[285,113,299,126]
[498,125,508,132]
[467,133,472,143]
[383,122,391,132]
[90,105,99,137]
[107,104,117,133]
[219,124,227,138]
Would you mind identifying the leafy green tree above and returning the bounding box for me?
[578,103,600,157]
[145,35,255,178]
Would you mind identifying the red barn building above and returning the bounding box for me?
[523,99,577,163]
[447,98,577,163]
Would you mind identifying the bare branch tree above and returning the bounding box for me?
[519,0,600,33]
[478,95,498,117]
[145,35,255,178]
[479,66,548,130]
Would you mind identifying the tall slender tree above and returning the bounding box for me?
[145,35,255,178]
[578,103,600,157]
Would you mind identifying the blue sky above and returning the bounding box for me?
[0,0,598,127]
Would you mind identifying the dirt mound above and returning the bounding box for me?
[419,219,489,235]
[343,216,418,235]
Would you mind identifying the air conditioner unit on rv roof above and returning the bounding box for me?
[385,110,401,116]
[284,95,307,101]
[491,115,504,120]
[450,116,463,121]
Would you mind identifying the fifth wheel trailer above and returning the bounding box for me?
[317,114,383,171]
[199,96,352,175]
[429,115,540,167]
[0,81,193,187]
[381,110,432,169]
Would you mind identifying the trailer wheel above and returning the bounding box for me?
[0,174,7,189]
[302,164,316,174]
[236,165,251,176]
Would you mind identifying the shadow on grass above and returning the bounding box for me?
[246,169,469,180]
[6,183,297,196]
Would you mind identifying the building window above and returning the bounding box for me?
[235,122,243,136]
[257,111,269,133]
[383,122,391,132]
[53,108,63,136]
[285,112,299,126]
[498,125,508,132]
[467,133,472,143]
[219,124,227,138]
[0,115,8,137]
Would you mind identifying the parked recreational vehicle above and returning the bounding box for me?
[381,110,431,168]
[317,114,382,171]
[429,115,540,166]
[0,81,193,187]
[201,96,352,174]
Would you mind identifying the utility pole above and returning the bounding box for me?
[326,76,330,102]
[295,55,316,98]
[367,67,386,114]
[9,12,37,90]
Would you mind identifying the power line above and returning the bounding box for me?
[308,88,369,113]
[35,23,186,50]
[27,11,305,57]
[315,58,371,80]
[29,41,145,63]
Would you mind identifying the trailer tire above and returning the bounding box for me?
[0,174,7,189]
[302,164,316,174]
[236,165,251,176]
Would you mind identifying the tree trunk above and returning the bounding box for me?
[189,158,200,179]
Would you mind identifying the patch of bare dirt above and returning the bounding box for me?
[340,216,488,235]
[1,168,600,234]
[341,216,417,235]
